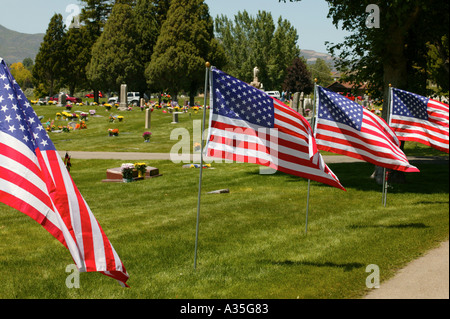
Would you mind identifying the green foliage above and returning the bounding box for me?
[87,3,141,93]
[32,14,67,97]
[427,35,449,94]
[63,28,92,95]
[215,11,300,91]
[9,62,33,89]
[309,58,334,87]
[145,0,215,100]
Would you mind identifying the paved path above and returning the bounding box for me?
[365,241,449,299]
[61,151,449,299]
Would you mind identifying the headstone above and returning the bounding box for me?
[292,92,300,112]
[120,84,127,109]
[145,108,152,129]
[172,112,182,124]
[58,93,66,106]
[299,92,305,116]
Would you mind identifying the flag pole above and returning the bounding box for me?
[305,79,318,234]
[382,84,393,207]
[194,62,211,269]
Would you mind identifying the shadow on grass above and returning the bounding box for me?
[274,162,449,194]
[348,223,430,229]
[262,260,364,272]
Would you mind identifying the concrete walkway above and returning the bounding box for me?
[365,241,449,299]
[62,151,449,299]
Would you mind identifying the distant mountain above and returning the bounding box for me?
[0,24,44,64]
[300,49,337,70]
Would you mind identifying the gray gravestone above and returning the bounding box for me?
[292,92,300,113]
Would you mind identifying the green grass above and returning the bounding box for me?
[0,101,448,299]
[0,158,448,299]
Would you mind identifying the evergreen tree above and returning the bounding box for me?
[63,27,91,96]
[145,0,217,104]
[282,57,313,94]
[133,0,161,97]
[87,3,140,93]
[33,14,66,97]
[80,0,114,102]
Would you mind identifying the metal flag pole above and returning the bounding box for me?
[382,84,393,207]
[305,79,318,234]
[194,62,211,269]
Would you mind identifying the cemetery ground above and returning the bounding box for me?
[0,102,448,299]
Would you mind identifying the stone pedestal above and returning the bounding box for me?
[145,108,152,129]
[172,112,182,124]
[120,84,127,109]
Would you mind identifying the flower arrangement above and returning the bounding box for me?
[80,112,88,120]
[121,163,135,182]
[108,128,119,137]
[104,103,112,111]
[65,104,72,111]
[143,131,152,142]
[55,112,62,120]
[118,116,124,122]
[134,162,147,178]
[89,110,96,116]
[75,121,87,130]
[109,115,117,123]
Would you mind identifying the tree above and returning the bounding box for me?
[10,62,33,89]
[80,0,114,102]
[280,0,449,119]
[215,11,300,90]
[282,57,313,94]
[63,27,92,96]
[309,58,334,87]
[145,0,219,104]
[133,0,161,97]
[87,3,141,93]
[33,14,66,97]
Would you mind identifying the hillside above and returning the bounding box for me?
[0,24,44,64]
[301,49,336,70]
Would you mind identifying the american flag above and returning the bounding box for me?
[0,58,129,287]
[205,68,345,191]
[390,88,449,154]
[315,86,419,173]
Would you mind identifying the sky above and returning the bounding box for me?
[0,0,350,53]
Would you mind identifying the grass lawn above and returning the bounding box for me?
[0,157,448,299]
[0,101,448,299]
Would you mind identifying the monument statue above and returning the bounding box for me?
[250,66,263,90]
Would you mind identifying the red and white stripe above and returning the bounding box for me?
[390,99,449,154]
[315,108,420,173]
[206,98,345,191]
[0,132,129,286]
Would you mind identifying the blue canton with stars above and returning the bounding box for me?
[0,58,55,152]
[317,86,364,131]
[392,88,429,120]
[212,68,275,128]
